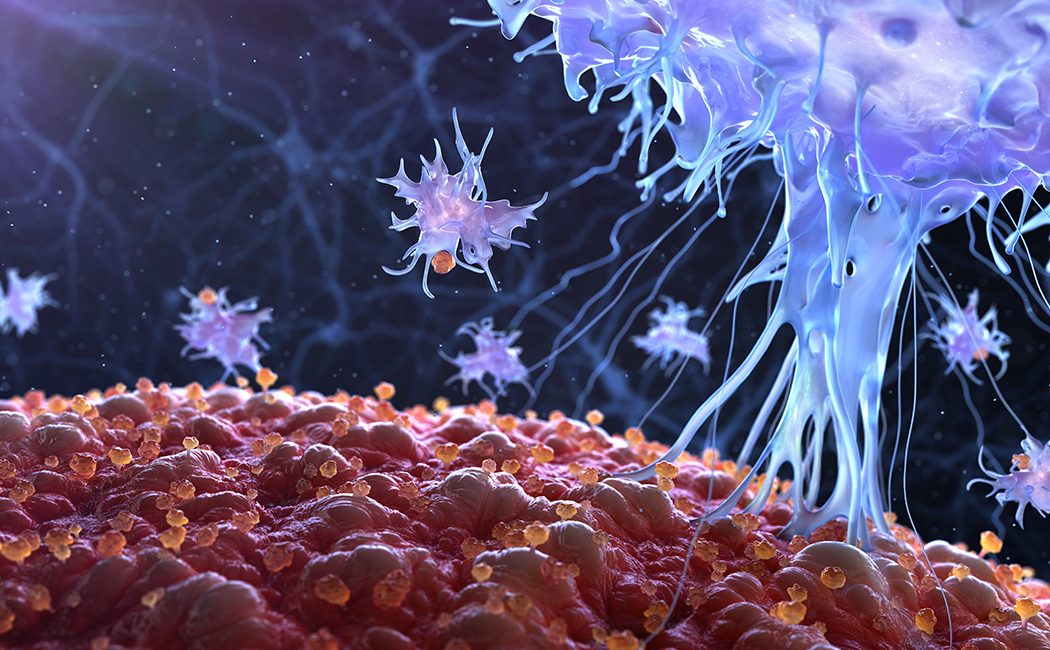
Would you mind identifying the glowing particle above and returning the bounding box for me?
[43,455,58,468]
[433,396,450,413]
[950,564,971,580]
[1015,597,1040,628]
[730,513,761,533]
[694,539,719,562]
[915,608,937,635]
[155,494,174,510]
[0,269,56,336]
[820,566,846,589]
[530,443,554,464]
[231,510,259,533]
[195,523,220,548]
[182,436,199,450]
[314,574,351,606]
[96,531,126,557]
[319,460,338,479]
[555,502,578,520]
[506,593,532,617]
[442,318,531,400]
[771,600,807,625]
[654,461,679,479]
[374,382,395,401]
[351,480,371,497]
[27,584,51,612]
[435,443,460,464]
[159,526,187,552]
[176,287,272,380]
[978,531,1003,557]
[523,522,550,546]
[578,467,600,485]
[500,459,521,475]
[109,510,134,532]
[44,529,73,561]
[1,537,33,564]
[377,109,545,298]
[264,544,294,573]
[606,630,640,650]
[166,509,189,527]
[788,536,808,554]
[0,606,12,635]
[750,539,776,561]
[9,479,35,503]
[460,537,486,560]
[170,480,196,500]
[585,410,604,426]
[787,584,808,603]
[624,428,644,446]
[633,297,711,373]
[471,562,493,582]
[107,447,133,467]
[686,588,708,609]
[657,477,674,491]
[141,588,164,609]
[372,569,411,609]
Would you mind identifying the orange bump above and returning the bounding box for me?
[314,574,351,606]
[256,367,278,391]
[820,566,846,589]
[374,381,395,401]
[915,608,936,634]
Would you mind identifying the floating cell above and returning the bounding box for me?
[971,434,1050,527]
[378,109,546,298]
[441,317,531,400]
[928,289,1010,383]
[0,269,55,337]
[175,287,272,379]
[632,296,711,373]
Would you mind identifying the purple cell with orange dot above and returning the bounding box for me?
[971,434,1050,527]
[377,109,546,298]
[175,287,273,379]
[928,289,1010,383]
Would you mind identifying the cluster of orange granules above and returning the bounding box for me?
[0,379,1047,649]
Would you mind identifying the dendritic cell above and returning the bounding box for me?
[441,317,531,400]
[632,297,711,372]
[378,109,546,298]
[0,269,55,337]
[175,287,273,379]
[928,289,1010,383]
[971,435,1050,527]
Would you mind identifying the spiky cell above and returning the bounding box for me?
[633,297,711,372]
[485,0,1050,546]
[971,435,1050,527]
[0,269,55,337]
[928,289,1009,382]
[441,317,531,400]
[175,287,272,379]
[378,109,546,299]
